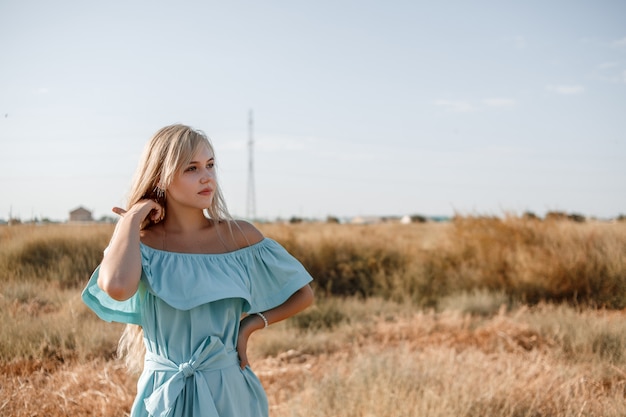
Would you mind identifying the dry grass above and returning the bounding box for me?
[4,298,626,416]
[432,216,626,307]
[261,218,626,308]
[1,219,626,416]
[0,359,135,416]
[0,223,112,287]
[254,301,626,417]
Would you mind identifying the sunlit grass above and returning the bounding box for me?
[260,218,626,308]
[2,219,626,416]
[0,223,112,286]
[255,302,626,417]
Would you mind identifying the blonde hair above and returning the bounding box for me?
[118,124,233,373]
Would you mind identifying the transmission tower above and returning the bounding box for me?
[246,109,256,220]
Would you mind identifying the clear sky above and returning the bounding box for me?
[1,1,625,222]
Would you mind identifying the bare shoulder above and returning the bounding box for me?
[219,219,264,250]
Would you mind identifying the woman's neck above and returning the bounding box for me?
[162,208,211,234]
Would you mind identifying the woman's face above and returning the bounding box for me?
[166,144,217,211]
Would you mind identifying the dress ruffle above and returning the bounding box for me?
[82,238,313,325]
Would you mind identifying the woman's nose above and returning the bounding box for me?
[201,169,215,182]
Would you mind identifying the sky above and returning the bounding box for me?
[1,1,625,222]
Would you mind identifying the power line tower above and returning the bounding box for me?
[246,109,256,220]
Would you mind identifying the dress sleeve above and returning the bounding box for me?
[245,239,313,314]
[81,265,144,325]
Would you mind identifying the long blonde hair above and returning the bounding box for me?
[118,124,233,373]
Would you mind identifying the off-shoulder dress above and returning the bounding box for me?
[82,238,313,417]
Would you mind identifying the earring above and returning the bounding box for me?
[154,185,165,201]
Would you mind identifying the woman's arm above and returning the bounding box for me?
[98,200,163,301]
[233,220,315,368]
[237,284,314,369]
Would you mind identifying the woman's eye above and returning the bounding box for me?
[185,166,197,172]
[207,162,215,169]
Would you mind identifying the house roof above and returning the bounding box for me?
[69,206,92,215]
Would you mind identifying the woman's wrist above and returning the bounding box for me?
[241,313,267,333]
[255,312,269,328]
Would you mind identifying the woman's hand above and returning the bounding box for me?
[237,314,266,369]
[112,199,164,223]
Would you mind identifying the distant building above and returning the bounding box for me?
[69,206,93,222]
[351,216,383,225]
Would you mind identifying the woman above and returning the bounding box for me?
[82,124,314,416]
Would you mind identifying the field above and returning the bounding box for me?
[1,218,626,416]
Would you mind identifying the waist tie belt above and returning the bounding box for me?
[142,337,239,417]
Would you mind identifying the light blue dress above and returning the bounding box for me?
[82,238,313,417]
